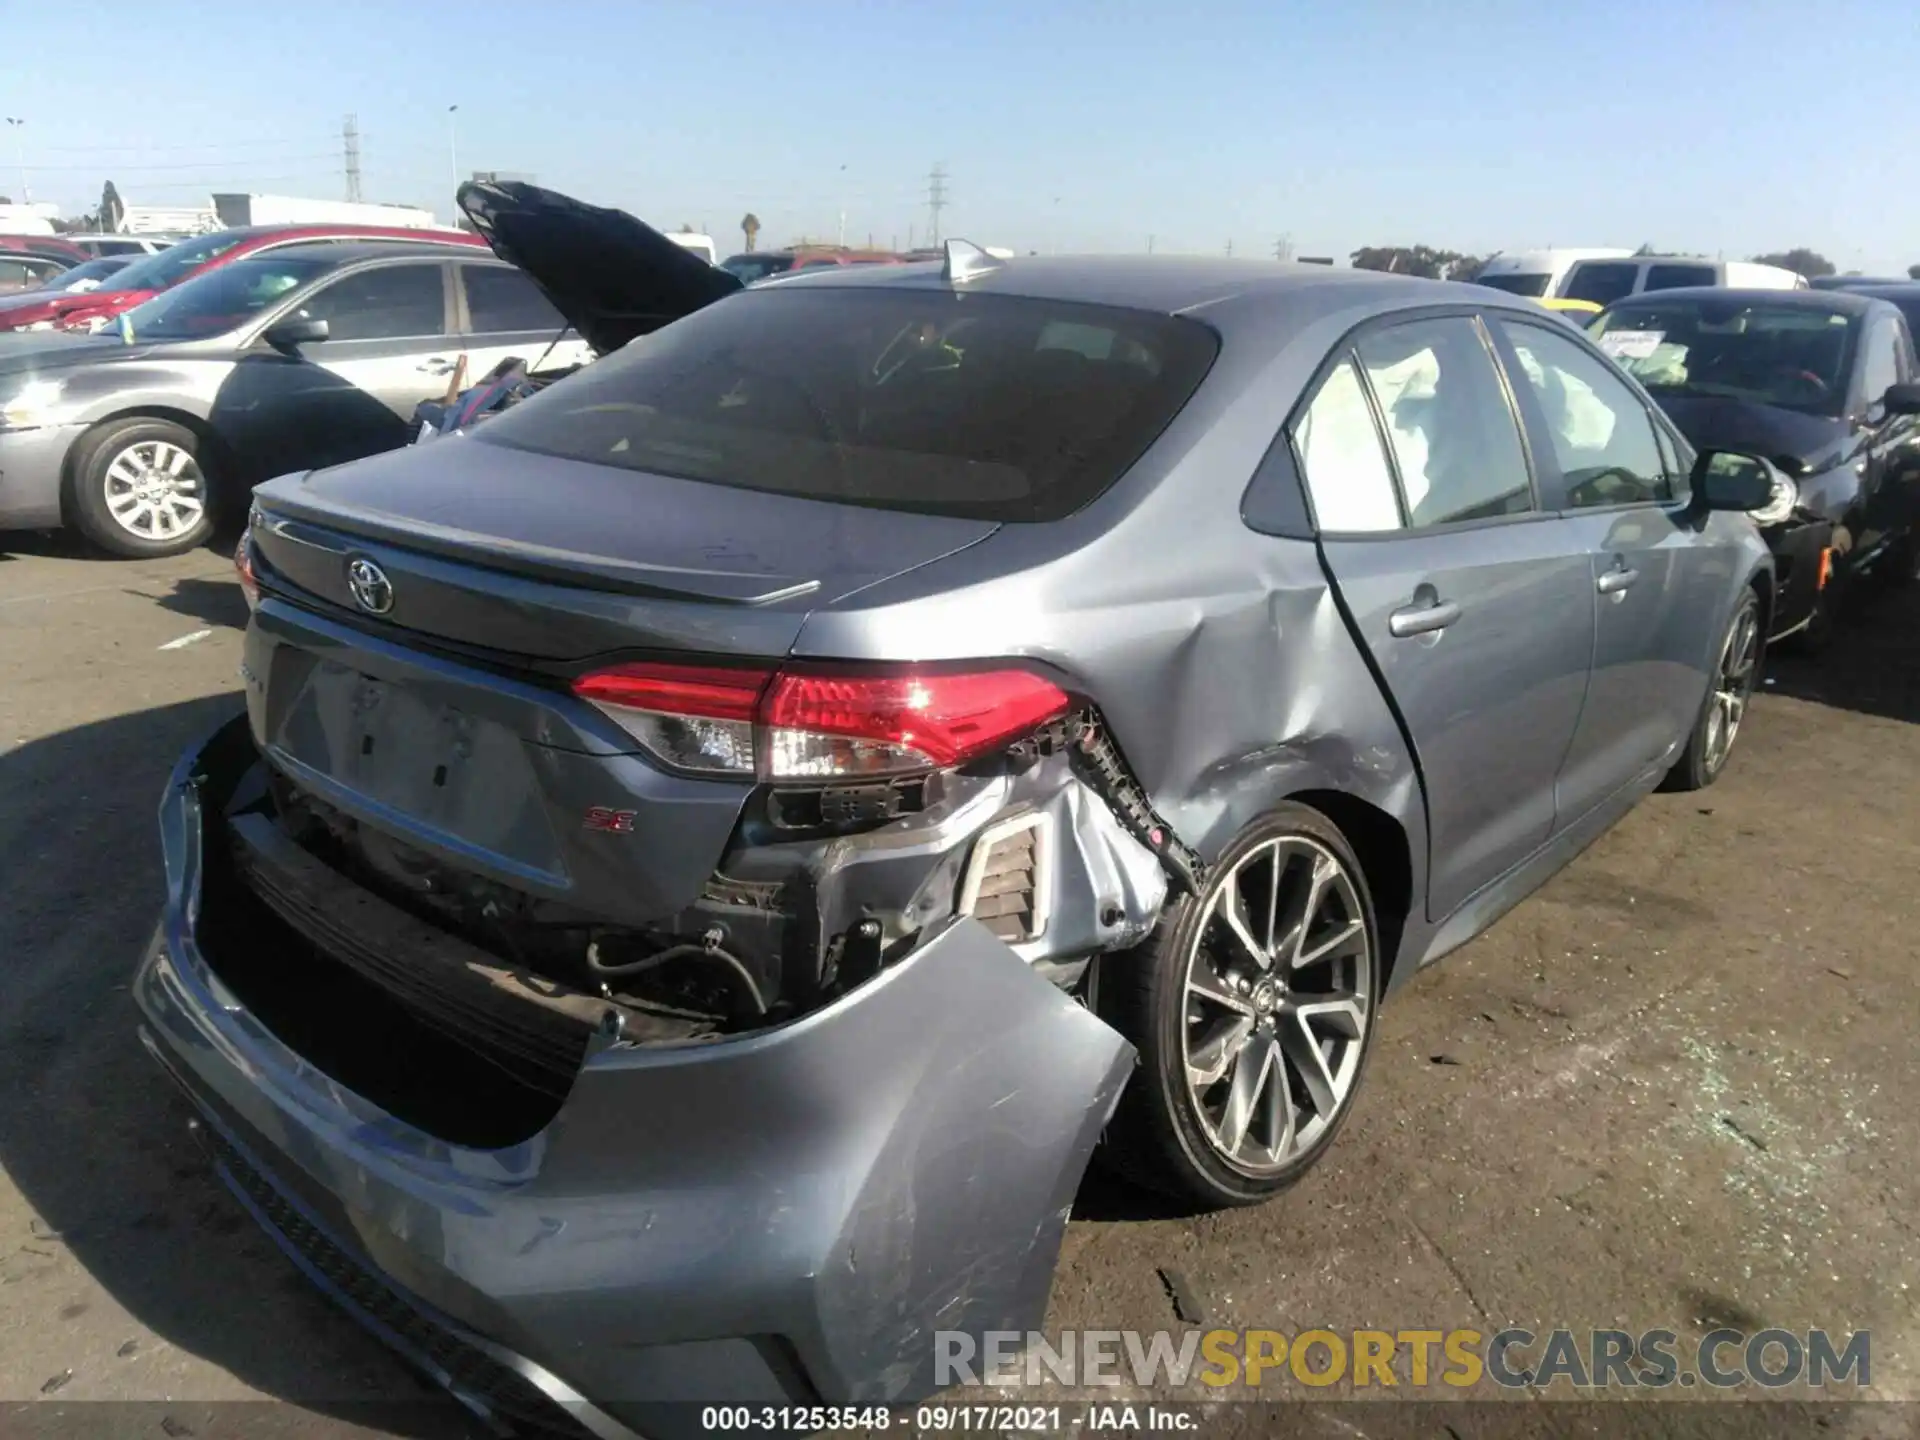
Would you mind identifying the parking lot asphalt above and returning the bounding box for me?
[1,529,1916,1437]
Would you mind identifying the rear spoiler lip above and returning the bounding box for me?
[252,490,822,607]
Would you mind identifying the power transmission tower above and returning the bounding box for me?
[1274,234,1293,262]
[927,163,948,246]
[1225,239,1234,257]
[343,115,362,203]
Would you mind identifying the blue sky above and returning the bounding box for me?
[6,0,1916,272]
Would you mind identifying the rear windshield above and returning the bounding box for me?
[1475,272,1551,297]
[473,287,1221,522]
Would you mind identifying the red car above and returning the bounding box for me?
[0,222,485,334]
[0,233,89,264]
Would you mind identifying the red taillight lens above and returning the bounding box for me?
[764,669,1070,777]
[235,531,259,612]
[571,662,1070,780]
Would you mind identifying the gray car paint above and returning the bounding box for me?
[142,258,1773,1426]
[0,246,583,531]
[138,716,1135,1439]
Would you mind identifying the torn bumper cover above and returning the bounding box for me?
[135,715,1136,1438]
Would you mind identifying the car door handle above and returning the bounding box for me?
[417,357,458,375]
[1387,598,1462,638]
[1596,566,1640,595]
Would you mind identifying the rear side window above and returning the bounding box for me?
[1645,264,1716,292]
[1354,317,1534,527]
[473,288,1220,522]
[463,265,565,333]
[1292,359,1401,532]
[1562,262,1640,306]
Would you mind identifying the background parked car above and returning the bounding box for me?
[1474,247,1634,298]
[1591,288,1920,646]
[0,251,70,293]
[0,223,487,335]
[0,241,588,556]
[1561,255,1805,307]
[0,234,88,265]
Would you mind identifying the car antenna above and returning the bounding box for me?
[941,239,1003,284]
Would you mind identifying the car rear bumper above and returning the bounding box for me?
[0,423,84,530]
[136,714,1135,1437]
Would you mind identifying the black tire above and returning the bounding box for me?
[1098,801,1382,1209]
[1662,588,1763,793]
[65,416,215,558]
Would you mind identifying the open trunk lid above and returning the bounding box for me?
[455,179,742,355]
[248,437,1000,661]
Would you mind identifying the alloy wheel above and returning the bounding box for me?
[1703,602,1760,775]
[102,439,205,542]
[1179,836,1372,1176]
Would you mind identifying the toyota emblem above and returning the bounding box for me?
[346,558,394,615]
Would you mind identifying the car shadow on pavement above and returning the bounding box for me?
[153,576,252,631]
[0,695,476,1437]
[1763,580,1920,726]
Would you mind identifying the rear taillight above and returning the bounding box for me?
[573,662,1070,780]
[235,518,260,612]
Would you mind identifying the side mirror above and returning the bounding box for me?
[1690,449,1794,522]
[1883,382,1920,416]
[263,317,329,351]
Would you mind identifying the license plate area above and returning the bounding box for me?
[268,656,558,867]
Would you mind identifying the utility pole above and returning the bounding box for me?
[837,163,848,248]
[343,115,362,203]
[4,119,26,204]
[447,104,460,199]
[927,163,948,247]
[1147,234,1155,255]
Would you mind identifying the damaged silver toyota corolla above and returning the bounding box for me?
[137,182,1777,1437]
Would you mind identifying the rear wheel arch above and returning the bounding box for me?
[1287,788,1414,993]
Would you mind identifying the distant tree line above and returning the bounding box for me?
[1350,243,1920,285]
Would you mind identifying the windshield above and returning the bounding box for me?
[113,255,331,341]
[720,254,796,285]
[49,257,132,293]
[1476,272,1551,297]
[1592,300,1858,416]
[105,231,250,294]
[474,288,1221,522]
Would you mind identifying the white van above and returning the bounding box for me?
[1558,255,1807,306]
[1474,248,1633,299]
[664,232,719,266]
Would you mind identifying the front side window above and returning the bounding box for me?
[1499,320,1670,508]
[292,263,447,341]
[1644,264,1716,292]
[1589,297,1857,417]
[1861,318,1899,416]
[1292,358,1401,532]
[1561,262,1641,306]
[112,255,334,340]
[473,287,1219,522]
[1355,316,1534,527]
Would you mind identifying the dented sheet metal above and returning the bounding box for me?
[135,715,1136,1435]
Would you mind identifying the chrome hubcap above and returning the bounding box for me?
[1180,835,1372,1175]
[103,439,204,541]
[1705,604,1760,775]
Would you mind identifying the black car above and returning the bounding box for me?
[1591,288,1920,646]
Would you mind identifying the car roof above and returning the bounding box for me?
[1849,281,1920,298]
[252,239,497,264]
[1603,285,1885,316]
[759,253,1485,320]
